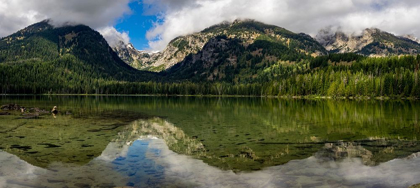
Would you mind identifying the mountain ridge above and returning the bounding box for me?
[115,20,420,72]
[115,19,327,72]
[0,20,157,94]
[316,28,420,56]
[0,20,156,79]
[1,19,420,98]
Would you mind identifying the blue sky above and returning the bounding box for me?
[115,1,157,50]
[2,0,420,52]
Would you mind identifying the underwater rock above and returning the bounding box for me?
[20,113,39,119]
[10,145,32,151]
[74,183,91,188]
[1,104,21,111]
[315,142,374,165]
[27,107,49,114]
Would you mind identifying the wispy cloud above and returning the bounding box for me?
[2,0,420,51]
[0,0,132,47]
[144,0,420,51]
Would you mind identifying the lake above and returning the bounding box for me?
[0,96,420,188]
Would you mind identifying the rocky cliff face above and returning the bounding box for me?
[316,28,420,57]
[316,29,375,53]
[115,19,326,72]
[112,41,161,71]
[115,22,420,72]
[164,20,327,82]
[113,31,214,72]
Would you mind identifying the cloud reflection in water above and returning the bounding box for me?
[1,117,420,188]
[1,138,420,188]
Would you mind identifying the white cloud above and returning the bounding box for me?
[98,27,130,48]
[2,0,420,51]
[0,0,132,48]
[144,0,420,51]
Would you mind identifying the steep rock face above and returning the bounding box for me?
[163,20,327,82]
[113,32,213,72]
[112,41,161,71]
[151,34,212,71]
[116,19,326,72]
[316,28,420,56]
[112,41,138,66]
[317,29,375,53]
[402,34,420,44]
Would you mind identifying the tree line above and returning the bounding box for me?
[1,53,420,98]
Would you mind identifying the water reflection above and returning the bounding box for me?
[1,118,420,187]
[1,96,420,187]
[147,139,420,188]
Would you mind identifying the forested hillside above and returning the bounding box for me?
[97,54,420,98]
[1,20,420,98]
[0,20,157,94]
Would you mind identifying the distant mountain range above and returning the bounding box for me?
[114,19,420,72]
[1,19,420,96]
[316,28,420,56]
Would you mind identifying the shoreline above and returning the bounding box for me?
[0,93,417,100]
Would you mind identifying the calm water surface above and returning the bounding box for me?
[0,96,420,188]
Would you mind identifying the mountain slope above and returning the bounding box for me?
[161,20,327,83]
[0,20,158,94]
[112,41,161,71]
[117,20,327,72]
[0,20,155,81]
[316,28,420,56]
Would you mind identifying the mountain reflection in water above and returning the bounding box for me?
[1,96,420,187]
[0,118,420,188]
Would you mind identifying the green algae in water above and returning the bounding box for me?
[1,96,420,187]
[0,99,154,168]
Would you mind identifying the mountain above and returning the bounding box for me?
[402,34,420,44]
[112,41,161,71]
[0,20,153,80]
[116,19,327,73]
[316,28,420,56]
[115,21,420,76]
[160,20,327,82]
[0,20,157,94]
[2,20,420,97]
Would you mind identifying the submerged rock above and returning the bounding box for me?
[1,104,21,111]
[315,142,374,165]
[20,114,39,119]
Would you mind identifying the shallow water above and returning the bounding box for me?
[0,96,420,187]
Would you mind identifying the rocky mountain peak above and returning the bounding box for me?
[363,28,381,34]
[402,34,420,44]
[316,27,420,56]
[114,20,326,72]
[232,18,255,25]
[112,41,162,71]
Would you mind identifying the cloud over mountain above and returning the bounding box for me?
[2,0,420,51]
[0,0,131,47]
[144,0,420,51]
